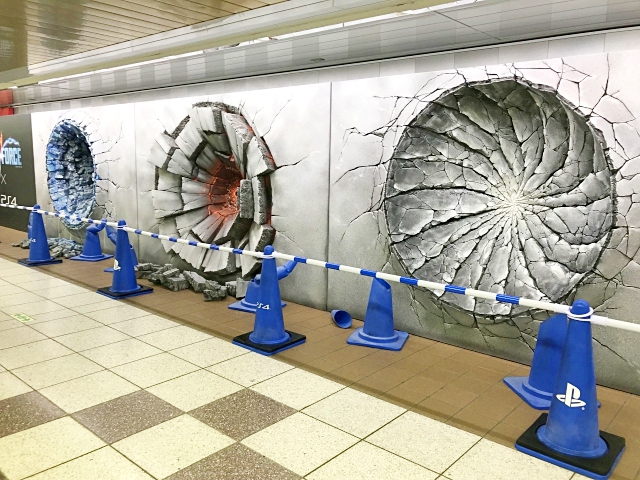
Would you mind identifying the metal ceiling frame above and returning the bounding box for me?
[0,0,465,87]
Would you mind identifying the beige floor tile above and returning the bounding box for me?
[111,352,199,388]
[27,446,153,480]
[53,292,111,308]
[54,326,130,352]
[303,387,406,438]
[113,415,234,479]
[0,371,32,400]
[11,275,65,286]
[0,326,47,350]
[307,441,438,480]
[0,339,74,370]
[242,412,358,476]
[12,353,103,389]
[251,368,344,410]
[1,299,68,317]
[84,304,152,324]
[0,416,105,480]
[147,370,242,411]
[81,338,163,369]
[0,285,28,296]
[23,308,79,324]
[0,291,44,308]
[367,411,480,473]
[30,316,103,337]
[40,370,140,413]
[170,337,249,368]
[0,266,31,277]
[38,284,90,300]
[0,318,26,331]
[72,300,120,314]
[0,365,4,372]
[138,325,211,351]
[208,352,294,387]
[109,315,179,337]
[444,438,574,480]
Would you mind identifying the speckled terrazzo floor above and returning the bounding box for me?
[0,226,639,479]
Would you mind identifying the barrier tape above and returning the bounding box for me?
[3,203,640,334]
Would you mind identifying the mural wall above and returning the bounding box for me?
[31,51,640,393]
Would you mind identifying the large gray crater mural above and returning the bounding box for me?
[386,79,615,319]
[148,101,276,279]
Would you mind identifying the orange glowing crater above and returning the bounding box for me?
[149,101,277,278]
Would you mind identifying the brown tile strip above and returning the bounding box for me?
[0,391,66,438]
[190,389,296,441]
[2,225,640,479]
[72,390,182,443]
[165,443,301,480]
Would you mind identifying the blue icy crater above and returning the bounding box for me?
[46,120,96,229]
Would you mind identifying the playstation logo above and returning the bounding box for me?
[556,383,586,408]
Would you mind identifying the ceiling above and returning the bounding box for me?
[2,0,640,102]
[0,0,288,72]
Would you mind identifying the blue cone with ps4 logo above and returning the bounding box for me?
[515,300,625,480]
[97,220,152,300]
[18,205,62,267]
[232,245,305,356]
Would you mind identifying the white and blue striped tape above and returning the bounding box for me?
[2,203,640,333]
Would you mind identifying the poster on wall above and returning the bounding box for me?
[0,114,36,231]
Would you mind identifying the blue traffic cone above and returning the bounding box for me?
[347,278,408,351]
[18,205,62,267]
[504,313,568,409]
[229,278,285,312]
[103,225,137,272]
[515,300,625,479]
[97,220,153,299]
[228,260,295,312]
[232,246,305,356]
[331,310,352,328]
[71,222,113,262]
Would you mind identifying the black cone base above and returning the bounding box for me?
[97,285,153,300]
[18,258,62,267]
[233,330,306,356]
[516,414,625,479]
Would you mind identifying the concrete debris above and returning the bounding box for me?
[225,281,237,297]
[165,274,189,292]
[13,237,83,259]
[235,278,249,299]
[204,284,228,301]
[135,262,247,301]
[183,271,207,293]
[161,268,181,279]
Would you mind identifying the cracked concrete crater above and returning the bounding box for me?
[148,101,276,278]
[46,120,96,229]
[386,79,615,318]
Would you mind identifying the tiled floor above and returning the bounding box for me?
[0,226,639,479]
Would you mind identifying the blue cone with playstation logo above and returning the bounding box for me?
[515,299,625,479]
